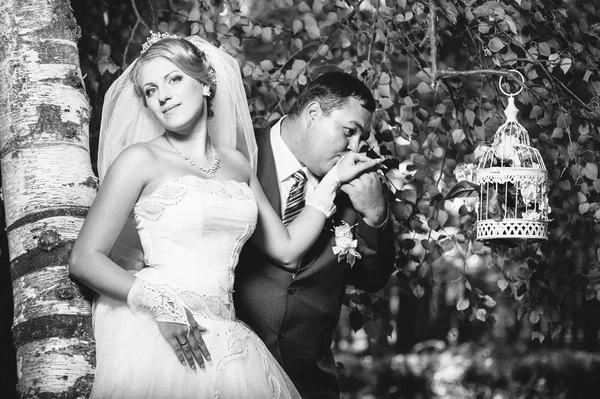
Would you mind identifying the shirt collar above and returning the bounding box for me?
[271,117,305,183]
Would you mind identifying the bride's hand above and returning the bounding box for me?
[335,152,381,183]
[157,308,211,369]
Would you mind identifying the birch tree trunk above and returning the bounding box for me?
[0,0,97,397]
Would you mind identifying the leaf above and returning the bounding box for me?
[538,42,552,56]
[497,278,509,291]
[475,308,487,321]
[520,0,532,11]
[479,22,491,34]
[451,129,465,144]
[292,19,303,34]
[584,163,598,180]
[337,60,353,72]
[427,218,439,230]
[298,1,311,13]
[517,305,526,320]
[550,324,562,340]
[324,12,338,26]
[557,114,571,129]
[457,297,470,311]
[484,295,497,307]
[437,210,448,227]
[465,109,476,127]
[401,122,413,135]
[304,15,320,39]
[380,97,393,109]
[505,15,518,34]
[551,128,563,139]
[560,58,572,74]
[444,180,480,200]
[416,69,432,83]
[531,331,545,343]
[259,59,274,72]
[402,189,417,203]
[529,310,540,324]
[488,37,505,52]
[261,27,273,43]
[529,105,544,119]
[416,81,431,93]
[440,1,459,24]
[557,180,571,190]
[291,59,307,72]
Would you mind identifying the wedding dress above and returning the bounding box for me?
[91,175,300,398]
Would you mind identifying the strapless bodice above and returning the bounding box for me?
[133,175,257,298]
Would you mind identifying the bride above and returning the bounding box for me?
[69,33,380,398]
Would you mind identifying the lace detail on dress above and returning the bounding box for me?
[228,224,254,306]
[214,327,283,399]
[128,279,190,327]
[179,290,234,321]
[135,176,255,220]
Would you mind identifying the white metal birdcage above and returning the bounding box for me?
[475,72,549,241]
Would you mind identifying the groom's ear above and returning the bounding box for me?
[305,101,321,127]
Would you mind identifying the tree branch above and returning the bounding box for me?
[429,0,438,88]
[122,0,149,69]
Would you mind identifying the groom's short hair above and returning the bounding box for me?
[287,71,376,118]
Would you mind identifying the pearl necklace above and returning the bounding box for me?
[163,133,221,179]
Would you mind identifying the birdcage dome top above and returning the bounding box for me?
[477,96,546,173]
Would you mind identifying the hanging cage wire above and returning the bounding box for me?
[475,71,549,241]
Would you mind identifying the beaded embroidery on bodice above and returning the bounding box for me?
[135,175,255,220]
[132,176,257,309]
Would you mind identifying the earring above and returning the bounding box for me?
[202,86,211,97]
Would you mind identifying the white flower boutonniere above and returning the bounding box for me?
[332,221,362,267]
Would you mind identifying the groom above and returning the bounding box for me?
[234,72,395,398]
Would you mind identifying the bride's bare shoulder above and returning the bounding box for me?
[216,147,253,181]
[110,142,161,173]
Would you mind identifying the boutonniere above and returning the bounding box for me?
[332,221,361,267]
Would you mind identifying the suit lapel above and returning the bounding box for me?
[255,127,282,218]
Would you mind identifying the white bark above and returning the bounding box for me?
[0,0,96,397]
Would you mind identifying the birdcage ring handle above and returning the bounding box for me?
[499,69,524,96]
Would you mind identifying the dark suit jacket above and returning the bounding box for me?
[234,127,395,398]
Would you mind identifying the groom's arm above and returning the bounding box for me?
[345,209,395,292]
[340,171,396,291]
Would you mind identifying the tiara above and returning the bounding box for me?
[141,31,179,54]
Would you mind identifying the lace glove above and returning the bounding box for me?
[306,162,340,218]
[127,277,190,328]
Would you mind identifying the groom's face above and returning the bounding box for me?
[301,97,372,177]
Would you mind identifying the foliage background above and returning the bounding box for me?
[4,0,600,397]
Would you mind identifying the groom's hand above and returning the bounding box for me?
[158,308,211,370]
[340,171,387,227]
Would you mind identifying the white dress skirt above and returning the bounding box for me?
[91,176,300,399]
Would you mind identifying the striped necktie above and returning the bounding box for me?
[282,170,307,226]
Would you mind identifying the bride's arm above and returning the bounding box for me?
[245,151,380,271]
[69,144,151,299]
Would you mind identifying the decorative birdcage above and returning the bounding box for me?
[475,72,549,241]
